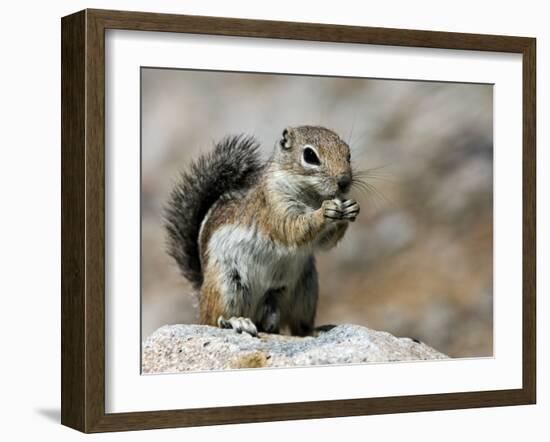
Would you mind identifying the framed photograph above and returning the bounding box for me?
[61,9,536,433]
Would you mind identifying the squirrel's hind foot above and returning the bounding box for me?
[217,315,258,337]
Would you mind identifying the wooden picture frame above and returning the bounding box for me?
[61,8,536,433]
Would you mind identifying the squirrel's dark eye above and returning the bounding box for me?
[346,153,351,163]
[303,147,321,166]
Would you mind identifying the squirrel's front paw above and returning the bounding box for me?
[322,199,360,222]
[341,199,360,222]
[217,316,258,337]
[322,199,344,221]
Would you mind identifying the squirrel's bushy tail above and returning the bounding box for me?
[164,135,263,289]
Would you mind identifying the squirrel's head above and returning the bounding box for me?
[274,126,352,201]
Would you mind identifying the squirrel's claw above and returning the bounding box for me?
[341,199,360,222]
[322,199,343,221]
[217,315,258,337]
[322,198,360,222]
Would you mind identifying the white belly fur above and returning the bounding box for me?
[206,223,311,309]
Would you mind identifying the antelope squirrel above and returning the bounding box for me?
[165,126,360,337]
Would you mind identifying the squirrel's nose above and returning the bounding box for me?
[337,175,351,193]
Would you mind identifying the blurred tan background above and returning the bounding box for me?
[141,68,493,358]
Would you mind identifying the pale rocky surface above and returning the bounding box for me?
[142,324,448,373]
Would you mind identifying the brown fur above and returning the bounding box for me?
[197,126,355,333]
[199,264,227,325]
[277,125,352,183]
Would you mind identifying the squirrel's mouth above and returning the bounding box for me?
[333,187,351,200]
[321,186,347,201]
[289,175,343,203]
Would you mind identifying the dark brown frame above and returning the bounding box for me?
[61,8,536,433]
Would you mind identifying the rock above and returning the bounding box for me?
[142,324,448,373]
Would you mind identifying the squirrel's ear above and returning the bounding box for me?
[280,128,292,150]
